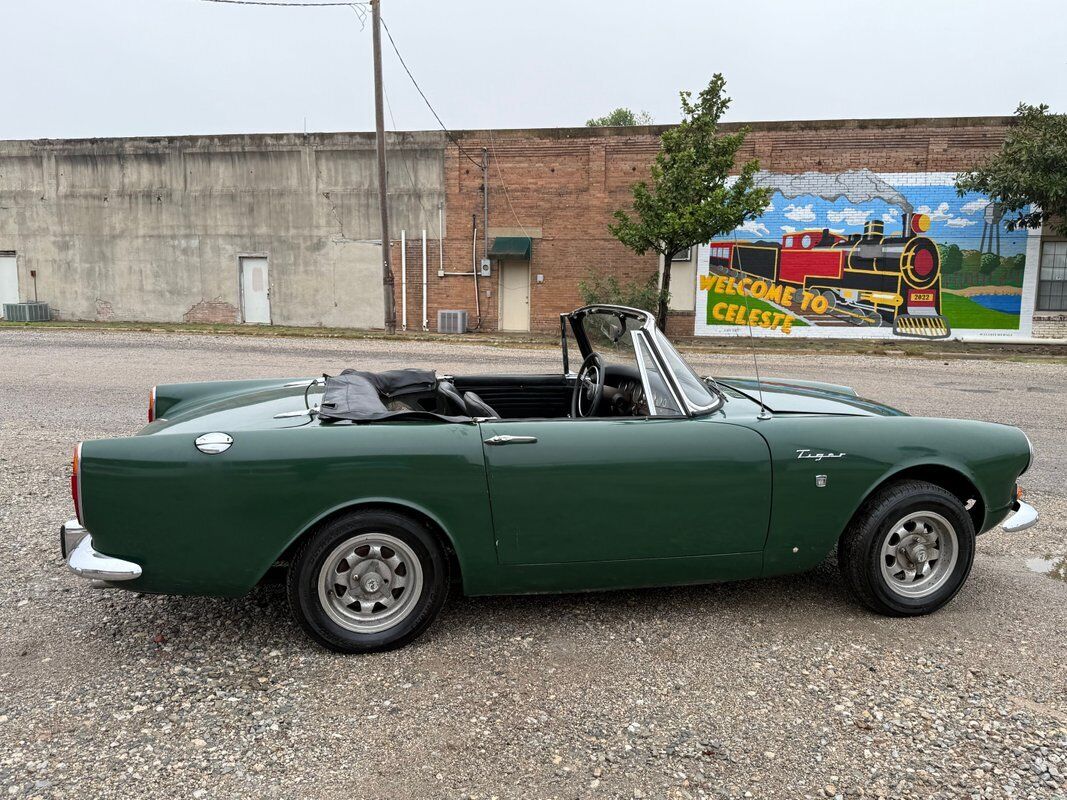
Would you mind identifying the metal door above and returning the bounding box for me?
[0,254,18,317]
[479,417,772,565]
[499,261,530,331]
[239,257,271,324]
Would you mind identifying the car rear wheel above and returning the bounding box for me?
[838,480,975,616]
[287,509,449,653]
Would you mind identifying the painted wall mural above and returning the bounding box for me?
[694,170,1037,339]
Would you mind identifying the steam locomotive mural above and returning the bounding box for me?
[696,169,1032,340]
[709,212,946,336]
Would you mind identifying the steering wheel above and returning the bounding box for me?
[571,352,605,418]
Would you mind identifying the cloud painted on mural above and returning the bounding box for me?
[783,203,816,222]
[738,220,771,237]
[917,202,952,221]
[727,173,1028,257]
[827,207,872,226]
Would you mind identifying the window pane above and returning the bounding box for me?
[1038,280,1067,311]
[636,336,683,417]
[580,312,640,369]
[652,328,716,409]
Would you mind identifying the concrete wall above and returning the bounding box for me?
[0,131,446,327]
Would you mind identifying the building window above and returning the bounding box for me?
[671,247,692,262]
[1038,241,1067,311]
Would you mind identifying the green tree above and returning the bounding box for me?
[980,251,1000,275]
[608,74,771,329]
[939,243,964,274]
[955,103,1067,235]
[586,108,654,127]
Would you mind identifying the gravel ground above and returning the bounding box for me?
[0,329,1064,800]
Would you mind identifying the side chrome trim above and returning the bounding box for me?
[63,524,142,582]
[1002,500,1038,533]
[273,407,319,419]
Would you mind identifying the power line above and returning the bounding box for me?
[383,85,444,243]
[189,0,477,169]
[487,126,531,239]
[192,0,368,6]
[379,16,482,168]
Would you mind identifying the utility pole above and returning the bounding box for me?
[371,0,396,333]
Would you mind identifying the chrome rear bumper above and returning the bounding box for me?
[1001,500,1039,534]
[60,519,142,582]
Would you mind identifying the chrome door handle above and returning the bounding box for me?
[483,435,538,446]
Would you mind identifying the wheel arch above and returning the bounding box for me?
[270,498,465,590]
[850,462,985,537]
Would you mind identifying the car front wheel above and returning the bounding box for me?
[838,480,976,616]
[287,509,449,653]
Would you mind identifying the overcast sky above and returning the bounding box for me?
[1,0,1064,141]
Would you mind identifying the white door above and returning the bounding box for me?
[499,261,530,331]
[0,254,18,318]
[239,257,271,324]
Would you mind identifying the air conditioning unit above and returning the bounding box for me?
[437,309,468,334]
[2,302,50,322]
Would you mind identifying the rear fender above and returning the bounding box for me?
[79,422,494,596]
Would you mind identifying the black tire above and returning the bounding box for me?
[837,480,975,617]
[286,509,449,653]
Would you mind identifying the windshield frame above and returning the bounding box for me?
[566,304,723,417]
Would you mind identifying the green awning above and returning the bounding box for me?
[489,236,532,259]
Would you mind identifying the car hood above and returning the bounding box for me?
[714,376,907,417]
[139,382,320,435]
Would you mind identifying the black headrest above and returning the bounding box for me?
[436,381,466,416]
[463,391,500,419]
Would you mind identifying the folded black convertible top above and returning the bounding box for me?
[317,369,469,423]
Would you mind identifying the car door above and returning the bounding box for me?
[479,416,772,565]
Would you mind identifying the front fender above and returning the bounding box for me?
[755,416,1030,577]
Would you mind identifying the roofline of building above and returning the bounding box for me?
[454,115,1015,140]
[0,115,1014,150]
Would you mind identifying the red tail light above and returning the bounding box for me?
[148,386,157,423]
[71,443,83,524]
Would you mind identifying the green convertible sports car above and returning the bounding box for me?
[61,305,1038,653]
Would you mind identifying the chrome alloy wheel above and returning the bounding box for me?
[317,533,424,634]
[879,511,959,599]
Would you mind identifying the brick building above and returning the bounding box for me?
[391,117,1064,340]
[1,117,1064,338]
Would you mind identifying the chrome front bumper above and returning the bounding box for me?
[1001,500,1039,534]
[60,519,142,582]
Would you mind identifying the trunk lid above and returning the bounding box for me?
[139,379,320,435]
